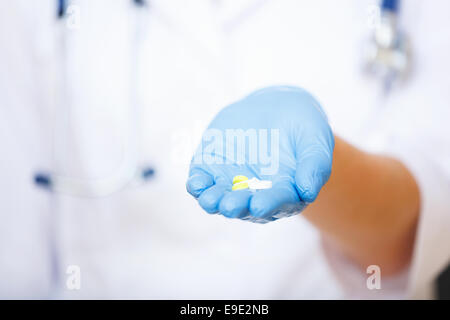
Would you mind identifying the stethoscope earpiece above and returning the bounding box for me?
[364,0,411,93]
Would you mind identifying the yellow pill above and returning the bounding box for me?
[232,175,249,191]
[232,182,249,191]
[232,175,248,185]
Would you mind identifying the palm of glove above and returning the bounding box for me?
[186,86,334,223]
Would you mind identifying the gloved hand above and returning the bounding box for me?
[186,86,334,223]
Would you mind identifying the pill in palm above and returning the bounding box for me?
[232,176,272,191]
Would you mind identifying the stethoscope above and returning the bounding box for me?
[358,0,412,138]
[37,0,152,298]
[364,0,411,94]
[57,0,146,18]
[35,0,155,198]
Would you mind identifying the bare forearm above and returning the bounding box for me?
[303,136,420,275]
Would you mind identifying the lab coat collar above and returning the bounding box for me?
[148,0,266,32]
[217,0,270,32]
[148,0,224,58]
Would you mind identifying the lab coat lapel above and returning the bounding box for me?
[217,0,270,32]
[149,0,223,59]
[148,0,265,53]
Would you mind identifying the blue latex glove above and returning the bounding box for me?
[186,86,334,223]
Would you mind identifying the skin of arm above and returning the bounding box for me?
[302,136,420,276]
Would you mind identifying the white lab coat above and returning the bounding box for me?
[0,0,449,299]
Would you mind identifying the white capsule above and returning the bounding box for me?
[247,178,272,190]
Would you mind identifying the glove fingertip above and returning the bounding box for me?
[198,184,227,214]
[186,172,214,198]
[219,190,251,218]
[296,187,318,203]
[295,168,330,203]
[294,170,321,203]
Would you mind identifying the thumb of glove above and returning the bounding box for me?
[294,137,334,203]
